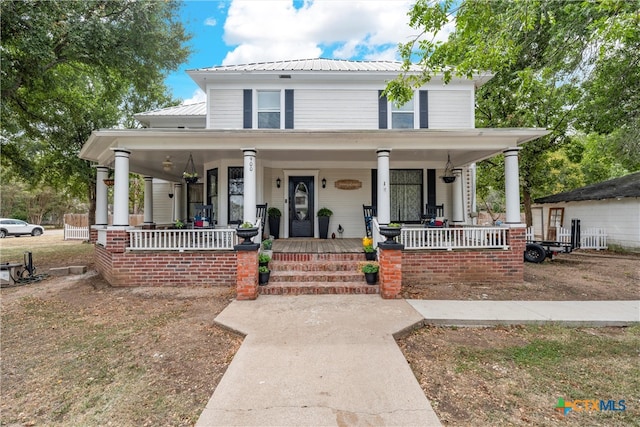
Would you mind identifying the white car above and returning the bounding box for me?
[0,218,44,238]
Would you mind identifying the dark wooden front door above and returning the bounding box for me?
[289,176,314,237]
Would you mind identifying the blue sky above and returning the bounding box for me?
[166,0,434,104]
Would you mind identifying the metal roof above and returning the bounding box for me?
[134,102,206,118]
[535,172,640,203]
[188,58,425,73]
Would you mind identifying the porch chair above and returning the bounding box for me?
[422,204,446,227]
[194,204,214,228]
[256,203,268,229]
[363,205,377,237]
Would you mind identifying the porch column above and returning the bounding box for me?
[112,149,130,227]
[173,183,182,222]
[95,166,109,226]
[504,147,522,224]
[243,148,257,225]
[451,169,465,224]
[143,176,153,225]
[377,149,391,224]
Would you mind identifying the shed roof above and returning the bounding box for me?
[535,172,640,203]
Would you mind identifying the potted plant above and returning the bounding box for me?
[183,171,199,184]
[317,207,333,239]
[359,261,379,285]
[258,265,270,285]
[267,207,281,239]
[258,253,271,268]
[174,219,185,229]
[379,222,401,242]
[236,221,259,244]
[363,244,376,261]
[262,239,273,251]
[362,236,376,260]
[103,169,115,186]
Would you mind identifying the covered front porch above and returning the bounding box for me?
[81,127,543,298]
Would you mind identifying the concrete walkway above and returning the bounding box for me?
[197,295,441,426]
[197,298,639,426]
[408,300,640,327]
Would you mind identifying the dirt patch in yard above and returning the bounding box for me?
[2,233,638,426]
[402,251,640,300]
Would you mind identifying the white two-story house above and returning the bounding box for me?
[80,58,548,295]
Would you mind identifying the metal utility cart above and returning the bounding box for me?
[525,219,581,263]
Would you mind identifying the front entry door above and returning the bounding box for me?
[289,176,314,237]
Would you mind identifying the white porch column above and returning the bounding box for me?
[451,169,465,224]
[173,183,182,221]
[143,176,153,225]
[504,147,523,224]
[243,148,257,225]
[377,149,391,224]
[112,149,130,227]
[95,166,109,226]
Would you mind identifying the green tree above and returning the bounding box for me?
[1,0,191,223]
[386,0,640,225]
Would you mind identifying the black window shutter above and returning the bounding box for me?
[427,169,436,206]
[419,90,429,129]
[243,89,252,129]
[378,90,388,129]
[285,89,294,129]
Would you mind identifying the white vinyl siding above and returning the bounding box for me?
[209,89,243,129]
[295,90,378,129]
[428,90,473,129]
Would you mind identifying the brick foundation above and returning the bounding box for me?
[95,229,236,287]
[402,226,525,284]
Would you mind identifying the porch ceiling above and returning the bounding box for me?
[80,128,549,181]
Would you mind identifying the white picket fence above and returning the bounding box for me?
[526,226,607,250]
[64,224,90,241]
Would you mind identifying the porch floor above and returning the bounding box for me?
[271,238,362,254]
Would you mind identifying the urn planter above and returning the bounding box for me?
[379,225,401,243]
[236,226,259,244]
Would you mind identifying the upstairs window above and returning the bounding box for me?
[391,98,414,129]
[257,90,281,129]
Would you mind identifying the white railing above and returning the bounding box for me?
[581,227,607,250]
[97,229,107,247]
[400,226,509,250]
[64,224,89,240]
[128,228,237,251]
[526,225,607,250]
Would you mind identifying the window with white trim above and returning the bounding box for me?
[257,90,281,129]
[391,98,415,129]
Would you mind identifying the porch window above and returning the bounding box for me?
[391,98,414,129]
[228,167,243,224]
[257,90,281,129]
[372,169,424,223]
[187,183,203,222]
[207,168,218,223]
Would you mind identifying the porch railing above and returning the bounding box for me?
[64,224,89,240]
[400,226,509,250]
[372,218,508,250]
[128,228,238,251]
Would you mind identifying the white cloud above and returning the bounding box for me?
[220,0,420,65]
[182,89,206,105]
[204,17,217,26]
